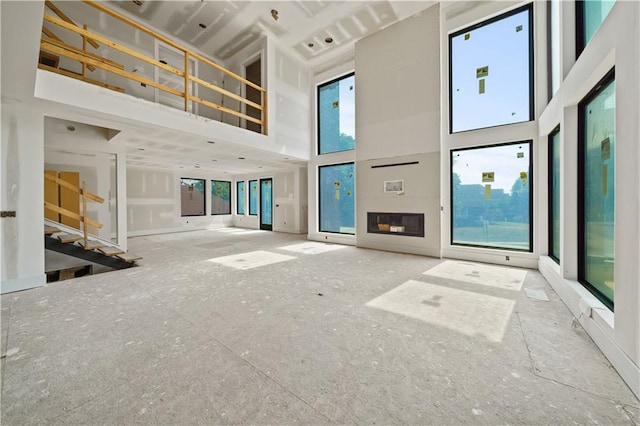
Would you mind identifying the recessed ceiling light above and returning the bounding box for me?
[159,59,167,65]
[238,157,245,160]
[132,0,143,6]
[207,140,215,144]
[66,125,75,132]
[199,23,207,29]
[271,9,279,21]
[324,37,333,44]
[307,42,314,48]
[138,148,145,151]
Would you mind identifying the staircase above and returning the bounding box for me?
[45,222,141,271]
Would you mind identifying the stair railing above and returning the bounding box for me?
[44,173,104,249]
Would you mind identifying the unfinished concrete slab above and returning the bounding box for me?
[1,229,638,425]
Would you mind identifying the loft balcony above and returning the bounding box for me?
[37,0,267,135]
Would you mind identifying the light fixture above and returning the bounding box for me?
[207,140,215,144]
[132,0,143,6]
[238,157,245,160]
[66,125,76,132]
[324,37,333,44]
[307,42,314,48]
[271,9,279,21]
[199,23,207,29]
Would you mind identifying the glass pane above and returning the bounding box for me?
[582,76,615,304]
[318,73,355,154]
[180,178,205,216]
[451,142,532,251]
[550,129,561,262]
[261,180,272,225]
[582,0,616,50]
[450,5,532,133]
[319,163,355,234]
[236,181,245,215]
[249,180,258,215]
[211,180,231,215]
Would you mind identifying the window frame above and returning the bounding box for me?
[180,177,206,217]
[448,3,534,134]
[236,181,246,215]
[210,180,231,216]
[318,162,356,235]
[317,72,356,155]
[248,179,258,216]
[575,0,616,58]
[577,67,615,310]
[548,125,561,263]
[449,140,534,252]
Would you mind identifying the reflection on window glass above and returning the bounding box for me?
[319,163,355,234]
[450,5,533,133]
[237,181,245,215]
[180,178,205,216]
[451,141,532,251]
[211,180,231,215]
[249,180,258,215]
[318,73,355,154]
[579,71,615,307]
[578,0,616,53]
[261,179,272,226]
[549,128,561,263]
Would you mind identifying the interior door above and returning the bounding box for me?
[260,178,272,231]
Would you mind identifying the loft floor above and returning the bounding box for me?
[1,228,638,424]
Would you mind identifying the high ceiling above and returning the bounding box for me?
[109,1,436,71]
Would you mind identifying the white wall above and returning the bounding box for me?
[232,167,307,234]
[538,1,640,397]
[354,4,441,257]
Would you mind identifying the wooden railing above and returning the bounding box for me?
[39,0,267,134]
[44,173,104,249]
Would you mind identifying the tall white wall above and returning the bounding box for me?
[538,1,640,397]
[355,4,441,257]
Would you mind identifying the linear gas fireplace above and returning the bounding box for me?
[367,212,424,237]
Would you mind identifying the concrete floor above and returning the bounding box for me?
[1,228,639,425]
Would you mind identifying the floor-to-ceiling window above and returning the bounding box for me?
[451,141,533,251]
[248,179,258,216]
[548,127,561,263]
[236,181,245,215]
[180,178,205,216]
[317,73,355,155]
[449,4,533,133]
[319,163,355,234]
[578,69,615,308]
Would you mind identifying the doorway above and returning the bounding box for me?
[260,178,272,231]
[244,57,262,133]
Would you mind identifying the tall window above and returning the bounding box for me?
[548,127,561,263]
[451,141,533,251]
[576,0,616,56]
[318,73,355,154]
[248,180,258,216]
[578,69,615,309]
[180,178,205,216]
[211,180,231,215]
[319,163,355,234]
[236,181,246,215]
[548,0,561,99]
[449,4,533,133]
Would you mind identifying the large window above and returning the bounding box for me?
[180,178,205,216]
[236,181,246,215]
[576,0,616,56]
[548,127,561,263]
[319,163,355,234]
[449,4,533,133]
[578,69,615,309]
[211,180,231,215]
[548,0,561,99]
[451,141,533,251]
[248,180,258,216]
[318,73,355,154]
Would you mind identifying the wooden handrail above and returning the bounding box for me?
[45,0,99,49]
[41,1,268,134]
[45,173,105,203]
